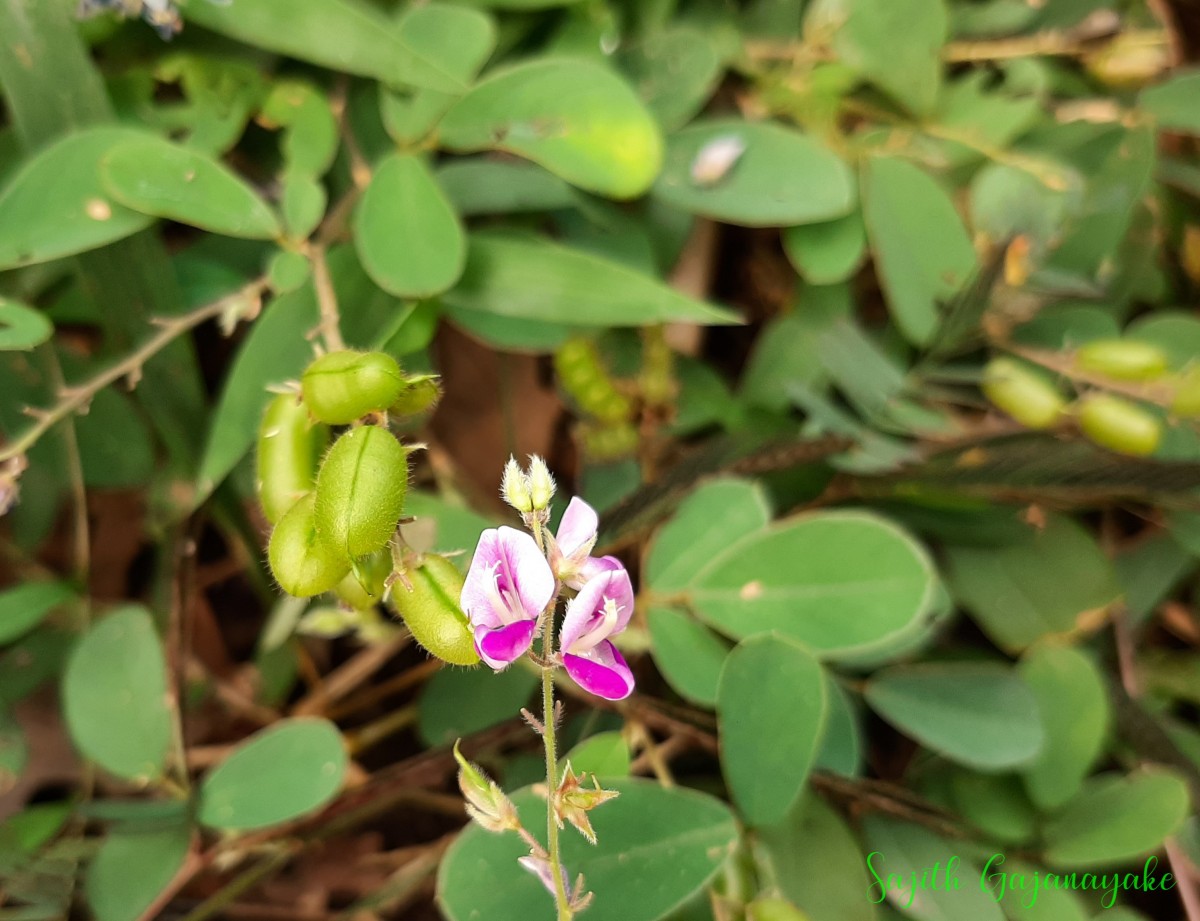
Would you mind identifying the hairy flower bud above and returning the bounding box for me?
[454,741,519,833]
[527,455,556,511]
[501,456,534,513]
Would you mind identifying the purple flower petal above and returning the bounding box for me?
[560,566,634,653]
[518,854,570,898]
[564,641,634,700]
[555,497,598,559]
[460,527,554,632]
[577,554,621,584]
[474,620,538,670]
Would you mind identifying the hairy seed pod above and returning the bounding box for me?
[390,374,442,417]
[1075,339,1168,381]
[391,555,479,666]
[301,350,406,425]
[268,494,351,597]
[333,548,392,609]
[315,425,409,557]
[982,358,1066,430]
[1078,393,1162,457]
[554,337,633,423]
[580,420,640,461]
[256,393,329,524]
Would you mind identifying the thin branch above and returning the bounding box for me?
[0,278,267,465]
[308,245,346,353]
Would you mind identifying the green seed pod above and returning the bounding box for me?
[1171,368,1200,418]
[301,350,406,425]
[1078,393,1162,457]
[554,337,633,423]
[982,358,1067,430]
[315,425,409,557]
[268,494,351,597]
[391,554,478,666]
[746,899,809,921]
[256,393,330,524]
[390,374,442,417]
[580,421,639,461]
[1075,339,1169,381]
[333,548,392,609]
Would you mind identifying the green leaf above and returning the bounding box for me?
[0,298,53,351]
[440,59,663,199]
[179,0,463,93]
[783,211,867,284]
[354,154,465,298]
[1043,769,1190,868]
[0,709,28,790]
[969,162,1078,253]
[438,779,737,921]
[863,662,1044,770]
[197,718,347,830]
[402,491,497,563]
[647,477,771,593]
[417,665,538,746]
[75,388,157,489]
[654,119,855,227]
[814,677,862,776]
[861,156,978,345]
[442,231,739,326]
[620,26,724,131]
[62,607,171,782]
[1140,70,1200,134]
[943,514,1120,652]
[1018,643,1110,810]
[86,824,191,921]
[262,81,339,177]
[862,817,1005,920]
[718,635,827,826]
[758,794,878,921]
[0,127,154,270]
[564,731,631,777]
[811,0,947,116]
[99,136,281,239]
[0,581,74,644]
[686,511,936,660]
[436,159,576,216]
[947,771,1036,844]
[1127,310,1200,371]
[647,606,731,707]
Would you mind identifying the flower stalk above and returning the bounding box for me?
[541,611,573,921]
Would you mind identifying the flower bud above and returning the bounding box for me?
[1075,339,1168,382]
[314,425,410,558]
[527,455,556,511]
[390,374,442,417]
[390,554,479,666]
[333,548,392,609]
[454,741,518,833]
[1078,393,1162,457]
[982,358,1067,430]
[301,350,406,425]
[1171,368,1200,418]
[501,456,533,513]
[553,765,618,844]
[268,493,351,597]
[256,393,329,524]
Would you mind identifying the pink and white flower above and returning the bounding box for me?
[559,566,635,700]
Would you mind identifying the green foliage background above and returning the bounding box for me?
[1,0,1200,919]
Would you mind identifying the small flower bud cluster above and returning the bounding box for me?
[501,454,556,518]
[453,742,519,834]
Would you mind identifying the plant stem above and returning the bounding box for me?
[310,245,346,352]
[0,278,267,465]
[541,612,572,921]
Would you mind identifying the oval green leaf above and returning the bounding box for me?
[0,298,53,351]
[654,119,856,227]
[718,635,827,826]
[861,155,978,345]
[442,231,738,326]
[180,0,463,93]
[783,210,867,284]
[62,606,171,782]
[1043,769,1190,869]
[564,731,631,777]
[0,127,154,270]
[417,664,537,747]
[647,606,731,708]
[864,662,1044,770]
[0,581,75,645]
[438,779,737,921]
[354,153,465,298]
[440,59,663,199]
[197,717,347,830]
[1018,643,1110,810]
[100,136,281,239]
[86,824,192,921]
[687,511,936,659]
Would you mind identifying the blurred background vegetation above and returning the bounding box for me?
[2,0,1200,919]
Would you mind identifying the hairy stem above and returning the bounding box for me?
[0,278,267,465]
[541,612,572,921]
[310,245,346,352]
